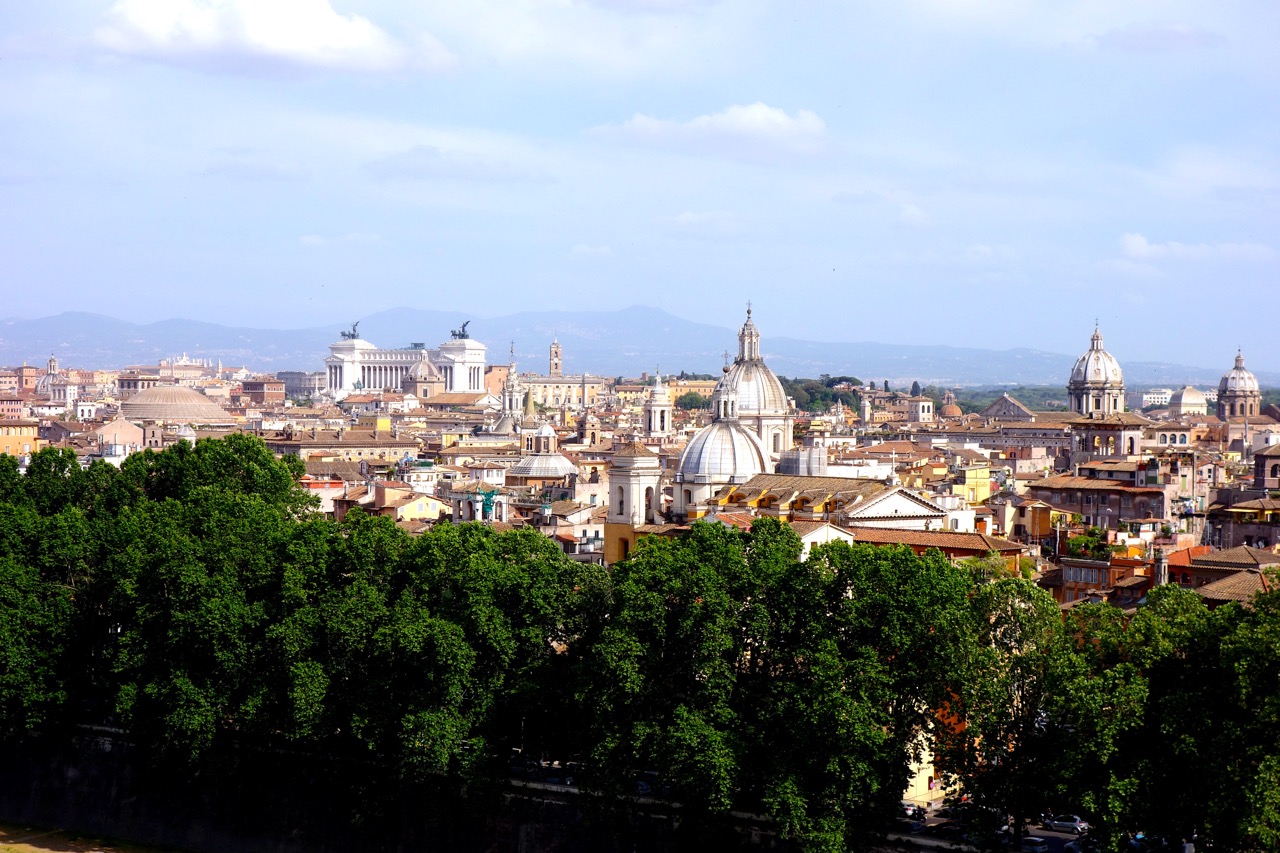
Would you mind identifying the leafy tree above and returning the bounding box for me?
[910,381,922,396]
[957,550,1020,584]
[1062,526,1118,561]
[936,579,1068,843]
[0,508,73,738]
[674,391,710,410]
[582,523,975,851]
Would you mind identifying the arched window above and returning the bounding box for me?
[1271,463,1280,479]
[1179,434,1187,445]
[1159,434,1168,445]
[644,487,655,523]
[616,486,625,511]
[682,488,692,507]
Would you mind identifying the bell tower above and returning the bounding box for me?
[604,441,663,563]
[549,338,563,378]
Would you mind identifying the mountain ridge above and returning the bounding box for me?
[1,308,1272,388]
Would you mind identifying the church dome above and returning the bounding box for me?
[1169,386,1206,407]
[941,402,963,418]
[1219,351,1259,395]
[724,307,790,417]
[1069,327,1124,387]
[725,359,789,416]
[407,354,441,380]
[676,420,768,484]
[121,385,233,423]
[677,369,768,483]
[508,452,578,479]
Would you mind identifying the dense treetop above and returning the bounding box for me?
[1,437,1278,851]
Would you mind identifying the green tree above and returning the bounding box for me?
[674,391,710,410]
[0,504,73,738]
[581,523,976,851]
[936,579,1068,843]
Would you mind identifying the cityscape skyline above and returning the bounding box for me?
[2,2,1277,369]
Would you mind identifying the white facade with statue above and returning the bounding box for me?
[323,321,487,401]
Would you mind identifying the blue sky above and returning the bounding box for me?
[1,1,1277,371]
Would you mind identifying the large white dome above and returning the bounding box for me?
[1219,351,1259,395]
[1069,327,1124,387]
[724,308,790,417]
[725,359,789,417]
[677,369,770,484]
[121,385,233,423]
[677,420,768,484]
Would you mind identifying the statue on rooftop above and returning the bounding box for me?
[451,320,471,340]
[340,322,360,340]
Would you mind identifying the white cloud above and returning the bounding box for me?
[832,189,929,226]
[604,103,828,157]
[586,0,714,11]
[1100,258,1162,279]
[667,210,743,239]
[1142,148,1280,198]
[418,0,733,75]
[1092,23,1221,52]
[299,234,325,246]
[571,244,612,257]
[898,204,930,226]
[964,244,1016,263]
[365,144,550,183]
[95,0,453,72]
[202,152,305,181]
[1121,233,1274,262]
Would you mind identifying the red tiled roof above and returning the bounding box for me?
[846,528,1023,552]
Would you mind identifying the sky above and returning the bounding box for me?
[1,0,1278,371]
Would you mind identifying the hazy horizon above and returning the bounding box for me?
[3,2,1277,370]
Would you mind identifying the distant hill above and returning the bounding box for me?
[1,307,1272,388]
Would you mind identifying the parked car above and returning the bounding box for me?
[1065,836,1102,853]
[1020,838,1051,853]
[1044,814,1091,835]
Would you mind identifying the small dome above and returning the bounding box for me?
[508,453,578,479]
[941,402,963,418]
[407,355,441,380]
[647,374,671,405]
[1169,386,1206,407]
[1069,327,1124,387]
[1219,351,1259,395]
[121,385,233,423]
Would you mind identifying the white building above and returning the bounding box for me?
[323,323,487,401]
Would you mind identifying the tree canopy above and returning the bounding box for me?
[3,438,1280,850]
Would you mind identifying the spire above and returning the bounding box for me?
[1236,349,1246,369]
[737,304,761,361]
[1091,325,1104,351]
